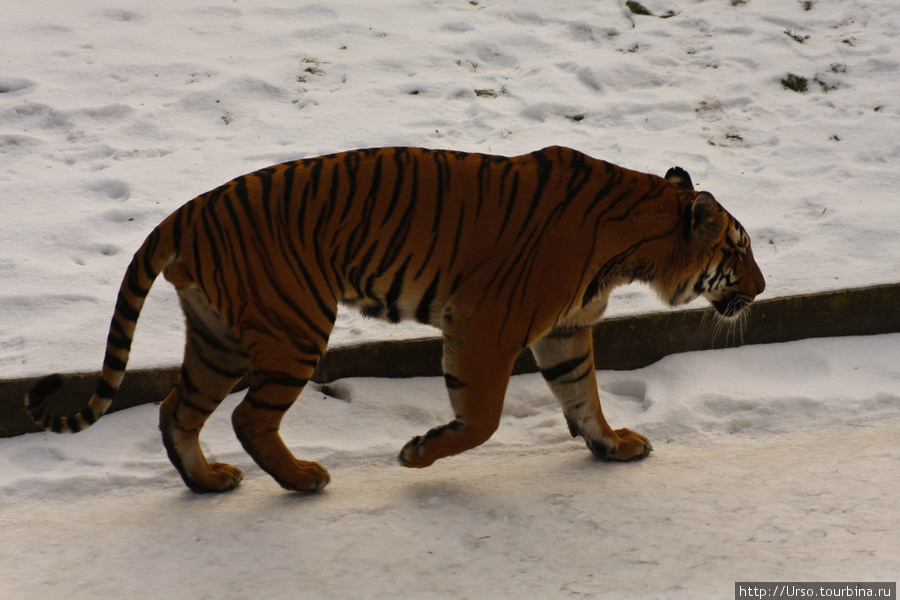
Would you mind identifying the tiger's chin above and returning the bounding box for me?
[710,293,753,319]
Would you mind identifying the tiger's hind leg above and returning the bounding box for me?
[531,326,652,461]
[159,285,250,493]
[231,327,333,492]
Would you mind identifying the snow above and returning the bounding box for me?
[3,336,899,598]
[0,0,898,598]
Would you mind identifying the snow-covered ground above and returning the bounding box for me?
[2,335,899,598]
[1,0,898,598]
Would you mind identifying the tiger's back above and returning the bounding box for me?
[27,145,765,494]
[176,146,684,342]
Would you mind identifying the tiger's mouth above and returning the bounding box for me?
[711,293,752,318]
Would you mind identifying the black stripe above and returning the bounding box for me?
[79,406,96,426]
[341,215,373,273]
[280,160,298,224]
[194,348,247,380]
[250,371,310,390]
[414,270,441,325]
[584,162,627,221]
[443,373,468,390]
[496,170,520,241]
[582,275,602,307]
[275,220,338,327]
[378,213,414,276]
[513,150,554,240]
[363,274,378,302]
[68,417,83,433]
[581,225,679,307]
[51,415,66,433]
[201,196,235,309]
[325,160,341,218]
[544,326,587,340]
[307,157,323,198]
[360,303,385,319]
[182,397,215,415]
[338,151,360,223]
[490,224,539,304]
[565,367,594,384]
[256,167,277,237]
[181,366,199,394]
[296,265,337,325]
[196,204,222,287]
[507,222,547,303]
[365,152,385,204]
[27,404,46,422]
[385,255,412,323]
[172,207,184,251]
[475,154,497,220]
[28,374,63,404]
[232,176,254,225]
[187,319,236,355]
[447,203,466,272]
[449,274,461,297]
[191,208,209,287]
[126,269,148,299]
[347,242,379,297]
[296,174,313,248]
[564,150,592,203]
[115,291,140,322]
[104,353,127,372]
[95,377,117,400]
[142,228,160,280]
[430,151,449,233]
[245,396,294,412]
[540,352,591,382]
[381,148,409,226]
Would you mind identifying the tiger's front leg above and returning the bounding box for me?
[531,326,652,461]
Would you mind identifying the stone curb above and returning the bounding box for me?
[2,283,898,438]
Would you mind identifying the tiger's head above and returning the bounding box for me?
[657,167,766,319]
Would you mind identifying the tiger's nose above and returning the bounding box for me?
[746,247,765,298]
[752,263,766,297]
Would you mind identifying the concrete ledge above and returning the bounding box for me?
[3,283,899,438]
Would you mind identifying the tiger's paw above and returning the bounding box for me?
[188,462,243,494]
[398,436,437,469]
[586,428,653,462]
[275,460,331,493]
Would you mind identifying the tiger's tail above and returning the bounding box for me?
[25,223,178,433]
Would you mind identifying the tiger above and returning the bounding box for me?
[26,145,765,494]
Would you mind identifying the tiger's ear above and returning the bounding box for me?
[665,166,694,190]
[689,192,724,244]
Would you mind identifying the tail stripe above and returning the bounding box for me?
[51,415,68,433]
[107,319,132,351]
[79,406,97,426]
[114,291,141,322]
[95,378,117,400]
[126,268,149,299]
[141,228,161,280]
[103,354,127,372]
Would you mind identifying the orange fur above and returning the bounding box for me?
[26,146,764,493]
